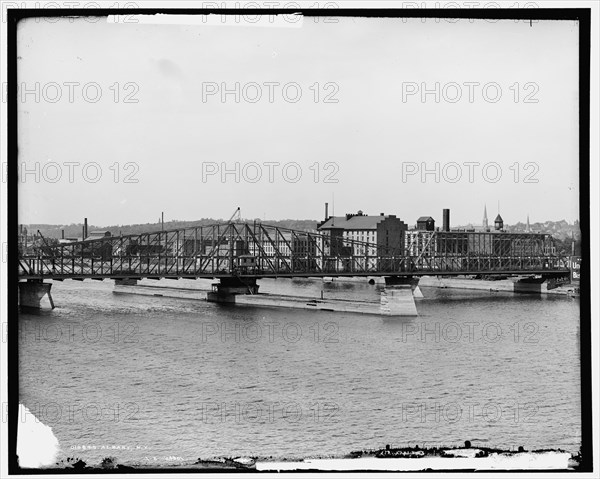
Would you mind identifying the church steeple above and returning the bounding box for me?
[482,204,488,229]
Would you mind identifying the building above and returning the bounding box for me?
[434,230,555,256]
[405,208,556,258]
[494,214,504,231]
[416,216,435,231]
[78,231,113,259]
[85,230,112,241]
[317,209,408,270]
[405,229,437,256]
[405,212,443,255]
[248,232,291,257]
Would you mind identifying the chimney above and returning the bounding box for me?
[443,209,450,232]
[325,202,329,220]
[84,217,88,239]
[380,212,384,216]
[61,229,64,239]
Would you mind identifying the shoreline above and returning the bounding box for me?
[32,445,580,472]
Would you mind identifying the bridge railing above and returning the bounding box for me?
[18,254,570,278]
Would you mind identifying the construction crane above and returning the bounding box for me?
[227,207,241,224]
[36,230,57,257]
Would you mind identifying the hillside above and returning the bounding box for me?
[21,218,320,239]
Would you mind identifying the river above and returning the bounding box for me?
[18,277,581,466]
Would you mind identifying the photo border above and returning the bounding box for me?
[5,6,592,474]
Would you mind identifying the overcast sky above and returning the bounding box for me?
[16,15,579,227]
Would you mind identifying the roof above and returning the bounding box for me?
[417,216,434,222]
[84,231,112,241]
[495,214,503,221]
[318,215,392,230]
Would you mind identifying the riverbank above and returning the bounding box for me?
[33,445,578,472]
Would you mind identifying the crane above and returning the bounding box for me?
[227,207,241,224]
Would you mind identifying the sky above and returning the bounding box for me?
[15,14,580,227]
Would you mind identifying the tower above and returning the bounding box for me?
[526,214,531,233]
[495,214,504,231]
[482,204,488,229]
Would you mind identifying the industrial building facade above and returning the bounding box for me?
[316,207,558,271]
[316,210,409,270]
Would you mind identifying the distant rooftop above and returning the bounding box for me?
[319,213,398,230]
[84,231,111,241]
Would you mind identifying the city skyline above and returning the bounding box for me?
[18,203,580,231]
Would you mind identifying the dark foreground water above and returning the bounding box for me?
[18,278,581,466]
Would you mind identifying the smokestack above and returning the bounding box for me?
[325,202,329,220]
[84,218,88,239]
[443,209,450,232]
[61,229,64,239]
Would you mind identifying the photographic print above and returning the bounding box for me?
[3,2,595,475]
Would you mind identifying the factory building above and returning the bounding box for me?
[434,230,554,256]
[317,207,408,270]
[406,208,556,257]
[248,233,292,257]
[405,230,436,256]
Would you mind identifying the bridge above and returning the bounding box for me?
[18,221,572,311]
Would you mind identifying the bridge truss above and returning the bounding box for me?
[18,222,570,280]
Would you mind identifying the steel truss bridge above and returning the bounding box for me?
[18,222,571,281]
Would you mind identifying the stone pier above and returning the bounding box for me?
[513,276,546,293]
[206,277,259,304]
[18,281,54,309]
[380,276,420,316]
[115,278,139,286]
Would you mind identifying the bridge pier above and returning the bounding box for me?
[381,276,420,316]
[385,276,423,296]
[513,274,571,294]
[18,280,54,309]
[207,277,259,304]
[115,278,139,286]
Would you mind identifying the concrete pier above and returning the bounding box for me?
[117,277,420,316]
[418,275,577,295]
[114,278,139,286]
[513,276,546,293]
[206,277,259,303]
[380,285,418,316]
[18,281,54,309]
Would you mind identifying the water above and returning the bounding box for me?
[18,278,581,466]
